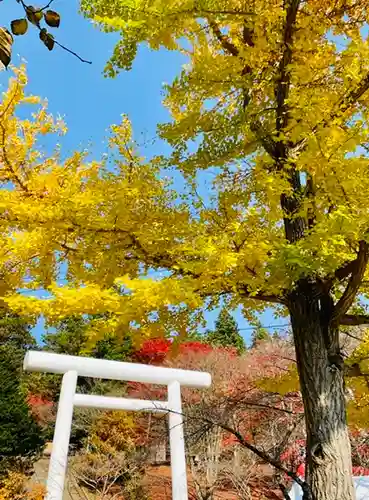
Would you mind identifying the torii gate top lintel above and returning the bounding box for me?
[23,350,211,387]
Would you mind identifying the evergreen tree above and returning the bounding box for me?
[43,315,134,360]
[0,312,44,476]
[0,308,35,351]
[251,321,271,348]
[184,328,207,343]
[42,316,134,413]
[92,335,133,361]
[272,331,281,341]
[206,308,245,354]
[42,316,87,355]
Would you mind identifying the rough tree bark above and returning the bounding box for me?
[289,283,355,500]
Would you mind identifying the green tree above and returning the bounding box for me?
[43,315,134,360]
[251,321,271,348]
[92,335,133,360]
[206,308,245,354]
[42,316,87,356]
[41,315,134,405]
[0,325,44,476]
[0,307,35,351]
[272,331,282,341]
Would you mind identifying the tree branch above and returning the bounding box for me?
[250,120,279,159]
[204,418,311,496]
[207,15,254,110]
[242,21,254,47]
[340,314,369,326]
[172,406,308,495]
[333,259,360,282]
[208,19,239,56]
[53,40,92,65]
[0,121,30,194]
[97,230,286,304]
[237,283,286,305]
[273,0,308,245]
[279,483,292,500]
[274,0,301,137]
[331,240,369,324]
[324,255,363,291]
[18,0,91,64]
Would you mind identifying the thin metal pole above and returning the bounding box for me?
[46,370,77,500]
[168,380,188,500]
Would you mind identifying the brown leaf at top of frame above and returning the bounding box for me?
[39,28,54,51]
[0,27,13,70]
[11,18,28,36]
[26,6,43,27]
[45,10,60,28]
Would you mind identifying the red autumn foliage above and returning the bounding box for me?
[134,338,171,364]
[128,340,239,401]
[129,339,303,465]
[133,338,237,365]
[27,394,54,427]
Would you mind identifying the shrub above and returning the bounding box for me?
[71,451,147,499]
[0,472,45,500]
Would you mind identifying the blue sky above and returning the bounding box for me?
[0,0,288,344]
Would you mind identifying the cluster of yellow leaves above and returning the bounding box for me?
[344,331,369,426]
[6,0,369,346]
[78,0,369,297]
[346,375,369,430]
[0,472,45,500]
[347,331,369,373]
[89,411,137,454]
[0,66,270,340]
[0,56,369,343]
[257,363,300,396]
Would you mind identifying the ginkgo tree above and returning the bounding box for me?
[76,1,369,498]
[5,1,369,498]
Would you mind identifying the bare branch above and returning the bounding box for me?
[340,314,369,326]
[53,39,92,64]
[203,417,310,495]
[324,254,365,292]
[331,241,369,324]
[165,405,309,496]
[333,259,360,283]
[280,483,292,500]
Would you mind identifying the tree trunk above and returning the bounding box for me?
[289,283,355,500]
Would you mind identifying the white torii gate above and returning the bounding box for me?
[23,351,212,500]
